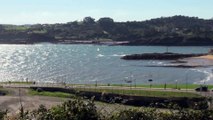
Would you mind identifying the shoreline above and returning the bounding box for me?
[1,42,213,47]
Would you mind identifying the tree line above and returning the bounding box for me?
[0,15,213,45]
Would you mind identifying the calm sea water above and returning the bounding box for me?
[0,44,212,84]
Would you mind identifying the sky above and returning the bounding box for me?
[0,0,212,24]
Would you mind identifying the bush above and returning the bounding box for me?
[110,109,157,120]
[34,98,99,120]
[0,110,7,120]
[36,88,43,92]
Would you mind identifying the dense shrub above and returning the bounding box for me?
[0,110,7,120]
[1,98,213,120]
[110,109,213,120]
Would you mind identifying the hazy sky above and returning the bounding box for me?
[0,0,212,24]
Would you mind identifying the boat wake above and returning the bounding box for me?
[111,54,126,57]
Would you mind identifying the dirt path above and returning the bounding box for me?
[0,87,140,116]
[0,88,67,115]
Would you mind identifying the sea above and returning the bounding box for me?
[0,44,212,85]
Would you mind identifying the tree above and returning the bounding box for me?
[98,17,114,31]
[83,17,95,24]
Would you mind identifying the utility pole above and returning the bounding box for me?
[148,79,153,89]
[185,72,188,92]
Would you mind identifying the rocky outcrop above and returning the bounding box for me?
[121,52,206,60]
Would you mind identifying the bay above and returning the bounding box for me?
[0,44,212,84]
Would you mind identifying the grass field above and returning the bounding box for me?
[75,88,201,98]
[28,89,75,98]
[0,81,34,85]
[4,25,29,31]
[0,82,207,98]
[95,84,213,89]
[28,86,201,98]
[2,81,211,90]
[66,83,213,89]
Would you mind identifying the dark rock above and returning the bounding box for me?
[36,88,43,92]
[171,60,188,63]
[0,91,6,96]
[121,52,206,60]
[195,86,208,92]
[146,65,203,68]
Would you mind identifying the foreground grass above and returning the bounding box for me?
[75,88,201,98]
[28,89,75,98]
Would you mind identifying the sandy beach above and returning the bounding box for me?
[196,55,213,60]
[181,55,213,67]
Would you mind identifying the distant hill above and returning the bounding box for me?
[0,15,213,46]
